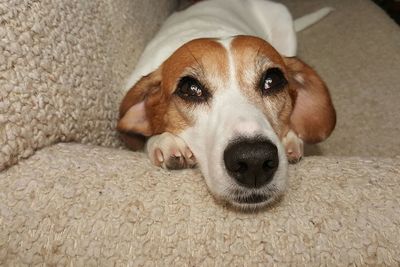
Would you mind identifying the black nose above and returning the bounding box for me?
[223,139,279,188]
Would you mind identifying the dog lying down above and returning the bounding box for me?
[117,0,336,209]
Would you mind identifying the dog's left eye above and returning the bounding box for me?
[260,68,288,95]
[175,76,210,103]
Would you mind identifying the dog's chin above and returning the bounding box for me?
[227,192,282,211]
[210,185,284,211]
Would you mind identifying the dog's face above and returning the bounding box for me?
[118,36,336,209]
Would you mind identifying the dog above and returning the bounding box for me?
[117,0,336,209]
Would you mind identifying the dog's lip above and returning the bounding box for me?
[232,193,270,204]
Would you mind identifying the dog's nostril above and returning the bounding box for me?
[262,160,278,170]
[224,138,279,188]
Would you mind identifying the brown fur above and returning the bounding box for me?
[117,39,228,149]
[284,57,336,143]
[230,36,335,142]
[231,36,293,138]
[117,36,336,150]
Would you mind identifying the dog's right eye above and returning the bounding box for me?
[175,76,210,103]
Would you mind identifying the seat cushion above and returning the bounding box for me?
[0,0,178,171]
[2,0,399,173]
[1,143,399,265]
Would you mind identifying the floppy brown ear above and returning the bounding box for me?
[117,68,163,150]
[284,57,336,144]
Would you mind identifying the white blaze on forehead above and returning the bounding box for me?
[178,37,288,201]
[217,37,237,90]
[216,37,275,138]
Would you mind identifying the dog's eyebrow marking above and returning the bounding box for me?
[254,43,266,79]
[185,45,207,79]
[254,43,263,62]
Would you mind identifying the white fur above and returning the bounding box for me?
[125,0,297,91]
[177,39,288,208]
[282,129,304,163]
[130,0,332,208]
[145,132,197,169]
[124,0,332,92]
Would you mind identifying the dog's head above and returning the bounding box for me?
[118,36,336,209]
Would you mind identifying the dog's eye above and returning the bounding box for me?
[175,76,209,102]
[260,68,287,95]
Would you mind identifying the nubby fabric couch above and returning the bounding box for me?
[1,0,399,265]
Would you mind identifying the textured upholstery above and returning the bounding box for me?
[0,0,177,170]
[280,0,400,157]
[1,143,399,265]
[1,0,399,265]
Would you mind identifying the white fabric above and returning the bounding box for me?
[124,0,297,90]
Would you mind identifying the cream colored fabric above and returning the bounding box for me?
[0,0,177,170]
[280,0,400,157]
[1,0,400,265]
[0,143,399,265]
[2,0,400,173]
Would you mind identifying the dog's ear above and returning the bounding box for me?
[117,68,163,150]
[284,57,336,143]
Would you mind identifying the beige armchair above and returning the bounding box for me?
[1,0,399,265]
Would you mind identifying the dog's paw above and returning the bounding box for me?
[282,130,304,163]
[145,132,197,170]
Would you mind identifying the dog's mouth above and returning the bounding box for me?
[233,193,270,204]
[224,184,283,209]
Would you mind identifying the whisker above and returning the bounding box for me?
[185,46,207,79]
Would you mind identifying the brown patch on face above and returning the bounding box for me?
[230,36,293,138]
[117,38,229,149]
[162,38,229,95]
[159,38,229,133]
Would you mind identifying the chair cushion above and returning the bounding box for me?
[1,143,399,265]
[280,0,400,157]
[0,0,178,171]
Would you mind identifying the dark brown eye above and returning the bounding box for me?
[260,68,287,95]
[175,76,210,102]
